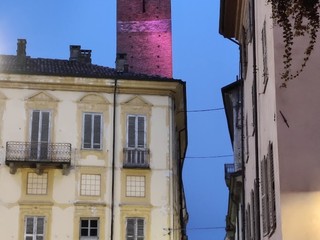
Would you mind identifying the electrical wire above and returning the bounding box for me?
[187,227,225,231]
[186,107,224,113]
[185,154,233,159]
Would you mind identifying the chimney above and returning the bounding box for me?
[116,53,129,73]
[69,45,92,64]
[17,39,27,64]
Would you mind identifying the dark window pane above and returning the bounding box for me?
[36,217,44,234]
[40,112,50,142]
[83,114,92,148]
[90,219,98,228]
[81,220,89,227]
[137,117,145,148]
[26,217,34,234]
[31,111,40,142]
[128,116,136,148]
[90,228,98,236]
[81,229,88,236]
[137,219,144,236]
[126,218,135,237]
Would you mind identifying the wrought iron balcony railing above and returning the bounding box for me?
[6,141,72,174]
[123,148,149,168]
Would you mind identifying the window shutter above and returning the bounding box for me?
[93,115,101,149]
[245,208,250,240]
[251,190,255,240]
[128,116,136,148]
[261,157,269,235]
[137,116,145,148]
[31,111,40,142]
[268,142,276,230]
[126,219,135,240]
[262,21,269,86]
[40,112,50,143]
[84,114,92,148]
[254,180,260,240]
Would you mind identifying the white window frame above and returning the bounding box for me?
[30,110,51,160]
[125,115,148,167]
[126,175,146,197]
[126,218,145,240]
[27,172,48,195]
[126,115,146,149]
[80,174,101,196]
[82,112,103,150]
[24,216,45,240]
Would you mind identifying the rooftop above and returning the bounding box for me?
[0,40,174,81]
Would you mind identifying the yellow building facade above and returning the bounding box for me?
[0,41,188,240]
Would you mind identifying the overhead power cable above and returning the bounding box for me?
[186,107,224,113]
[185,154,233,159]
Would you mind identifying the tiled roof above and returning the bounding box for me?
[0,55,172,80]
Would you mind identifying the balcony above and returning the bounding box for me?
[123,148,149,168]
[6,141,72,174]
[224,163,242,188]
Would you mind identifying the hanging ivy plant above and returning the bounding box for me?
[267,0,320,87]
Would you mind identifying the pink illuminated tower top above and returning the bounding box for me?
[117,0,172,78]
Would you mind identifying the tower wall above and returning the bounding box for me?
[117,0,172,77]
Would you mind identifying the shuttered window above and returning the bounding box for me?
[126,218,144,240]
[127,115,146,149]
[30,110,50,160]
[268,143,276,231]
[82,113,102,150]
[261,142,276,236]
[262,21,269,93]
[24,216,45,240]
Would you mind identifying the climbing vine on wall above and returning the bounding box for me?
[267,0,320,87]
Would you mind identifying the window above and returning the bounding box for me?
[27,173,48,195]
[247,0,254,43]
[80,174,101,196]
[126,176,145,197]
[126,218,144,240]
[245,115,250,163]
[245,206,251,240]
[241,27,248,79]
[124,115,148,167]
[80,218,99,239]
[30,110,50,160]
[82,113,102,150]
[261,142,276,236]
[24,216,45,240]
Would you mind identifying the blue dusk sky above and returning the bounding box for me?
[0,0,239,239]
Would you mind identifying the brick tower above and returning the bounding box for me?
[117,0,172,77]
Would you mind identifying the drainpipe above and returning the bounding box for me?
[110,79,118,240]
[252,0,262,238]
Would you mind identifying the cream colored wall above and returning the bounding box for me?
[281,192,320,240]
[0,75,183,239]
[240,1,282,239]
[273,11,320,238]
